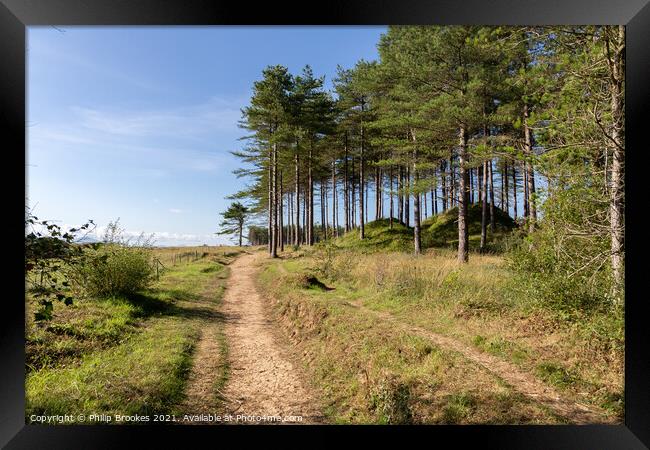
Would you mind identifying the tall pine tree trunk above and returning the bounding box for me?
[523,160,529,219]
[359,115,365,240]
[432,177,438,215]
[500,161,505,210]
[295,149,300,246]
[398,166,403,223]
[289,191,293,245]
[458,126,469,263]
[441,160,447,211]
[279,171,284,252]
[268,153,272,255]
[365,180,369,224]
[504,161,509,215]
[404,165,411,227]
[378,170,382,218]
[308,142,314,245]
[271,142,278,258]
[332,157,338,238]
[323,179,328,238]
[351,155,356,229]
[375,167,380,221]
[469,168,474,204]
[303,190,307,243]
[488,159,495,233]
[480,160,488,251]
[512,161,518,220]
[325,178,329,238]
[449,150,455,207]
[389,166,394,229]
[477,164,483,210]
[523,103,537,232]
[344,133,350,232]
[412,132,421,254]
[607,25,625,296]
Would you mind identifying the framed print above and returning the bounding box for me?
[2,0,649,448]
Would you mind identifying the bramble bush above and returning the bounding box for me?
[71,220,155,298]
[25,209,95,321]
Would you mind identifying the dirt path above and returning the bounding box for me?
[219,252,324,424]
[182,253,610,425]
[346,300,613,424]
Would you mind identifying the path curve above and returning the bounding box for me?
[219,252,324,424]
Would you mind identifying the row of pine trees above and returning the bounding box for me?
[231,26,624,292]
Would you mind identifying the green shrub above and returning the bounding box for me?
[68,219,156,299]
[535,362,578,389]
[505,184,615,316]
[313,241,337,279]
[506,228,611,317]
[74,244,154,298]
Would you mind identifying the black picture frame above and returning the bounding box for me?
[2,1,648,448]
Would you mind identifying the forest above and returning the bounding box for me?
[222,26,626,422]
[232,25,624,308]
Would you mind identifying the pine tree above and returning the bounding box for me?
[217,202,250,247]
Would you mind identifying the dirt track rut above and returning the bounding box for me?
[219,252,324,424]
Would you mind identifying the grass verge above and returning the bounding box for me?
[257,255,561,424]
[25,246,240,422]
[258,246,623,423]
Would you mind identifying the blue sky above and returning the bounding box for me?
[27,26,386,246]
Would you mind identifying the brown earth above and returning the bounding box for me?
[217,252,324,424]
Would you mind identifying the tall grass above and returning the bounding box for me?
[318,247,506,311]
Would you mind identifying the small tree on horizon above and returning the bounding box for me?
[217,202,250,246]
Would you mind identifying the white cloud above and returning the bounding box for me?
[28,96,242,174]
[28,128,230,175]
[71,97,242,138]
[27,218,233,247]
[169,208,183,214]
[29,36,165,93]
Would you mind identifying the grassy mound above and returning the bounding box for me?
[333,204,515,253]
[422,203,516,249]
[333,219,414,252]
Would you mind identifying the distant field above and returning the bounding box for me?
[151,246,247,266]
